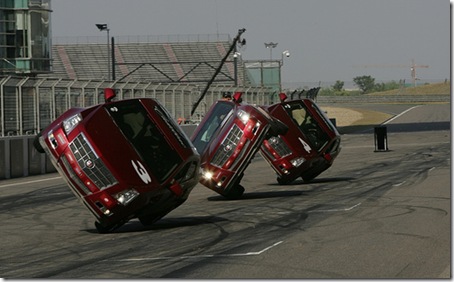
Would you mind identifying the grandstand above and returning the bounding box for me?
[0,34,279,137]
[43,35,246,85]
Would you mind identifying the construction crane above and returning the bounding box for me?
[353,59,429,87]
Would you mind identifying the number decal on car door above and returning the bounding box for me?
[131,160,152,184]
[298,137,312,153]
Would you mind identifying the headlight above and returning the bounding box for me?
[47,131,58,149]
[237,110,250,125]
[290,157,306,167]
[268,136,279,145]
[63,113,82,135]
[114,189,139,206]
[202,170,213,180]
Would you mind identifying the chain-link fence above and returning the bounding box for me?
[0,76,275,137]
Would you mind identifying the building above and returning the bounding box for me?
[0,0,52,75]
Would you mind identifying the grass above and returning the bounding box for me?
[321,81,450,134]
[349,108,393,126]
[367,81,451,95]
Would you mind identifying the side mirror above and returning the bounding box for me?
[104,88,116,102]
[232,91,243,103]
[279,92,288,102]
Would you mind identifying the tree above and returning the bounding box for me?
[353,75,375,94]
[332,80,344,92]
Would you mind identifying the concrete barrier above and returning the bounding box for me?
[0,136,56,180]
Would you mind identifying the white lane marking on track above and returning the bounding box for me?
[112,241,284,262]
[383,105,421,124]
[310,202,362,213]
[0,176,62,188]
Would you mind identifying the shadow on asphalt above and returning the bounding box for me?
[84,215,228,234]
[208,190,308,201]
[206,177,355,202]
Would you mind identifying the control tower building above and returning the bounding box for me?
[0,0,52,75]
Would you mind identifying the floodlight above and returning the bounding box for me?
[96,24,108,31]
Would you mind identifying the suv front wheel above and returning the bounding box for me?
[224,184,245,200]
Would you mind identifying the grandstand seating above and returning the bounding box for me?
[45,40,243,84]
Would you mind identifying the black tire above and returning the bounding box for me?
[33,133,45,153]
[277,176,291,185]
[301,163,330,183]
[302,168,325,183]
[224,184,245,200]
[138,199,184,227]
[302,175,315,183]
[301,169,319,183]
[138,214,164,226]
[94,221,116,234]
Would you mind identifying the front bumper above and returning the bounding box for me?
[200,121,270,195]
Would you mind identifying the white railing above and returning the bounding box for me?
[0,76,275,137]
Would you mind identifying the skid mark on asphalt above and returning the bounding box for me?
[109,241,284,262]
[393,181,406,187]
[308,202,362,213]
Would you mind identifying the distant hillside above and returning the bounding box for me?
[367,81,451,96]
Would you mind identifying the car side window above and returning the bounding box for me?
[192,102,233,154]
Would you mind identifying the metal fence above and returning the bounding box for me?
[0,76,275,137]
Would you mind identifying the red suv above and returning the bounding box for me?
[191,92,286,199]
[34,88,200,233]
[260,93,341,185]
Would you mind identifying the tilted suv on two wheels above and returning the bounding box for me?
[34,88,200,233]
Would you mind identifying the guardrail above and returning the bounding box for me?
[316,94,450,104]
[0,76,274,137]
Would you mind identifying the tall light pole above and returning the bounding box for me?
[264,42,278,60]
[280,50,290,93]
[96,23,110,80]
[281,50,290,66]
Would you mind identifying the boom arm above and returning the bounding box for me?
[191,28,246,116]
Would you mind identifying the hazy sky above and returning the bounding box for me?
[51,0,450,84]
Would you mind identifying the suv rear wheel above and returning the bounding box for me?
[33,133,45,153]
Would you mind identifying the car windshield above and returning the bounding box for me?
[285,101,331,152]
[192,101,234,154]
[107,100,182,183]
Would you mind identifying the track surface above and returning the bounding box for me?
[0,103,450,279]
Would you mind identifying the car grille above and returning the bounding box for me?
[60,154,92,195]
[267,136,292,158]
[69,133,118,190]
[211,124,243,168]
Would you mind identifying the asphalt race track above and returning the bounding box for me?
[0,103,450,279]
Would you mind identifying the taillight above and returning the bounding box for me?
[324,153,332,161]
[169,182,183,197]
